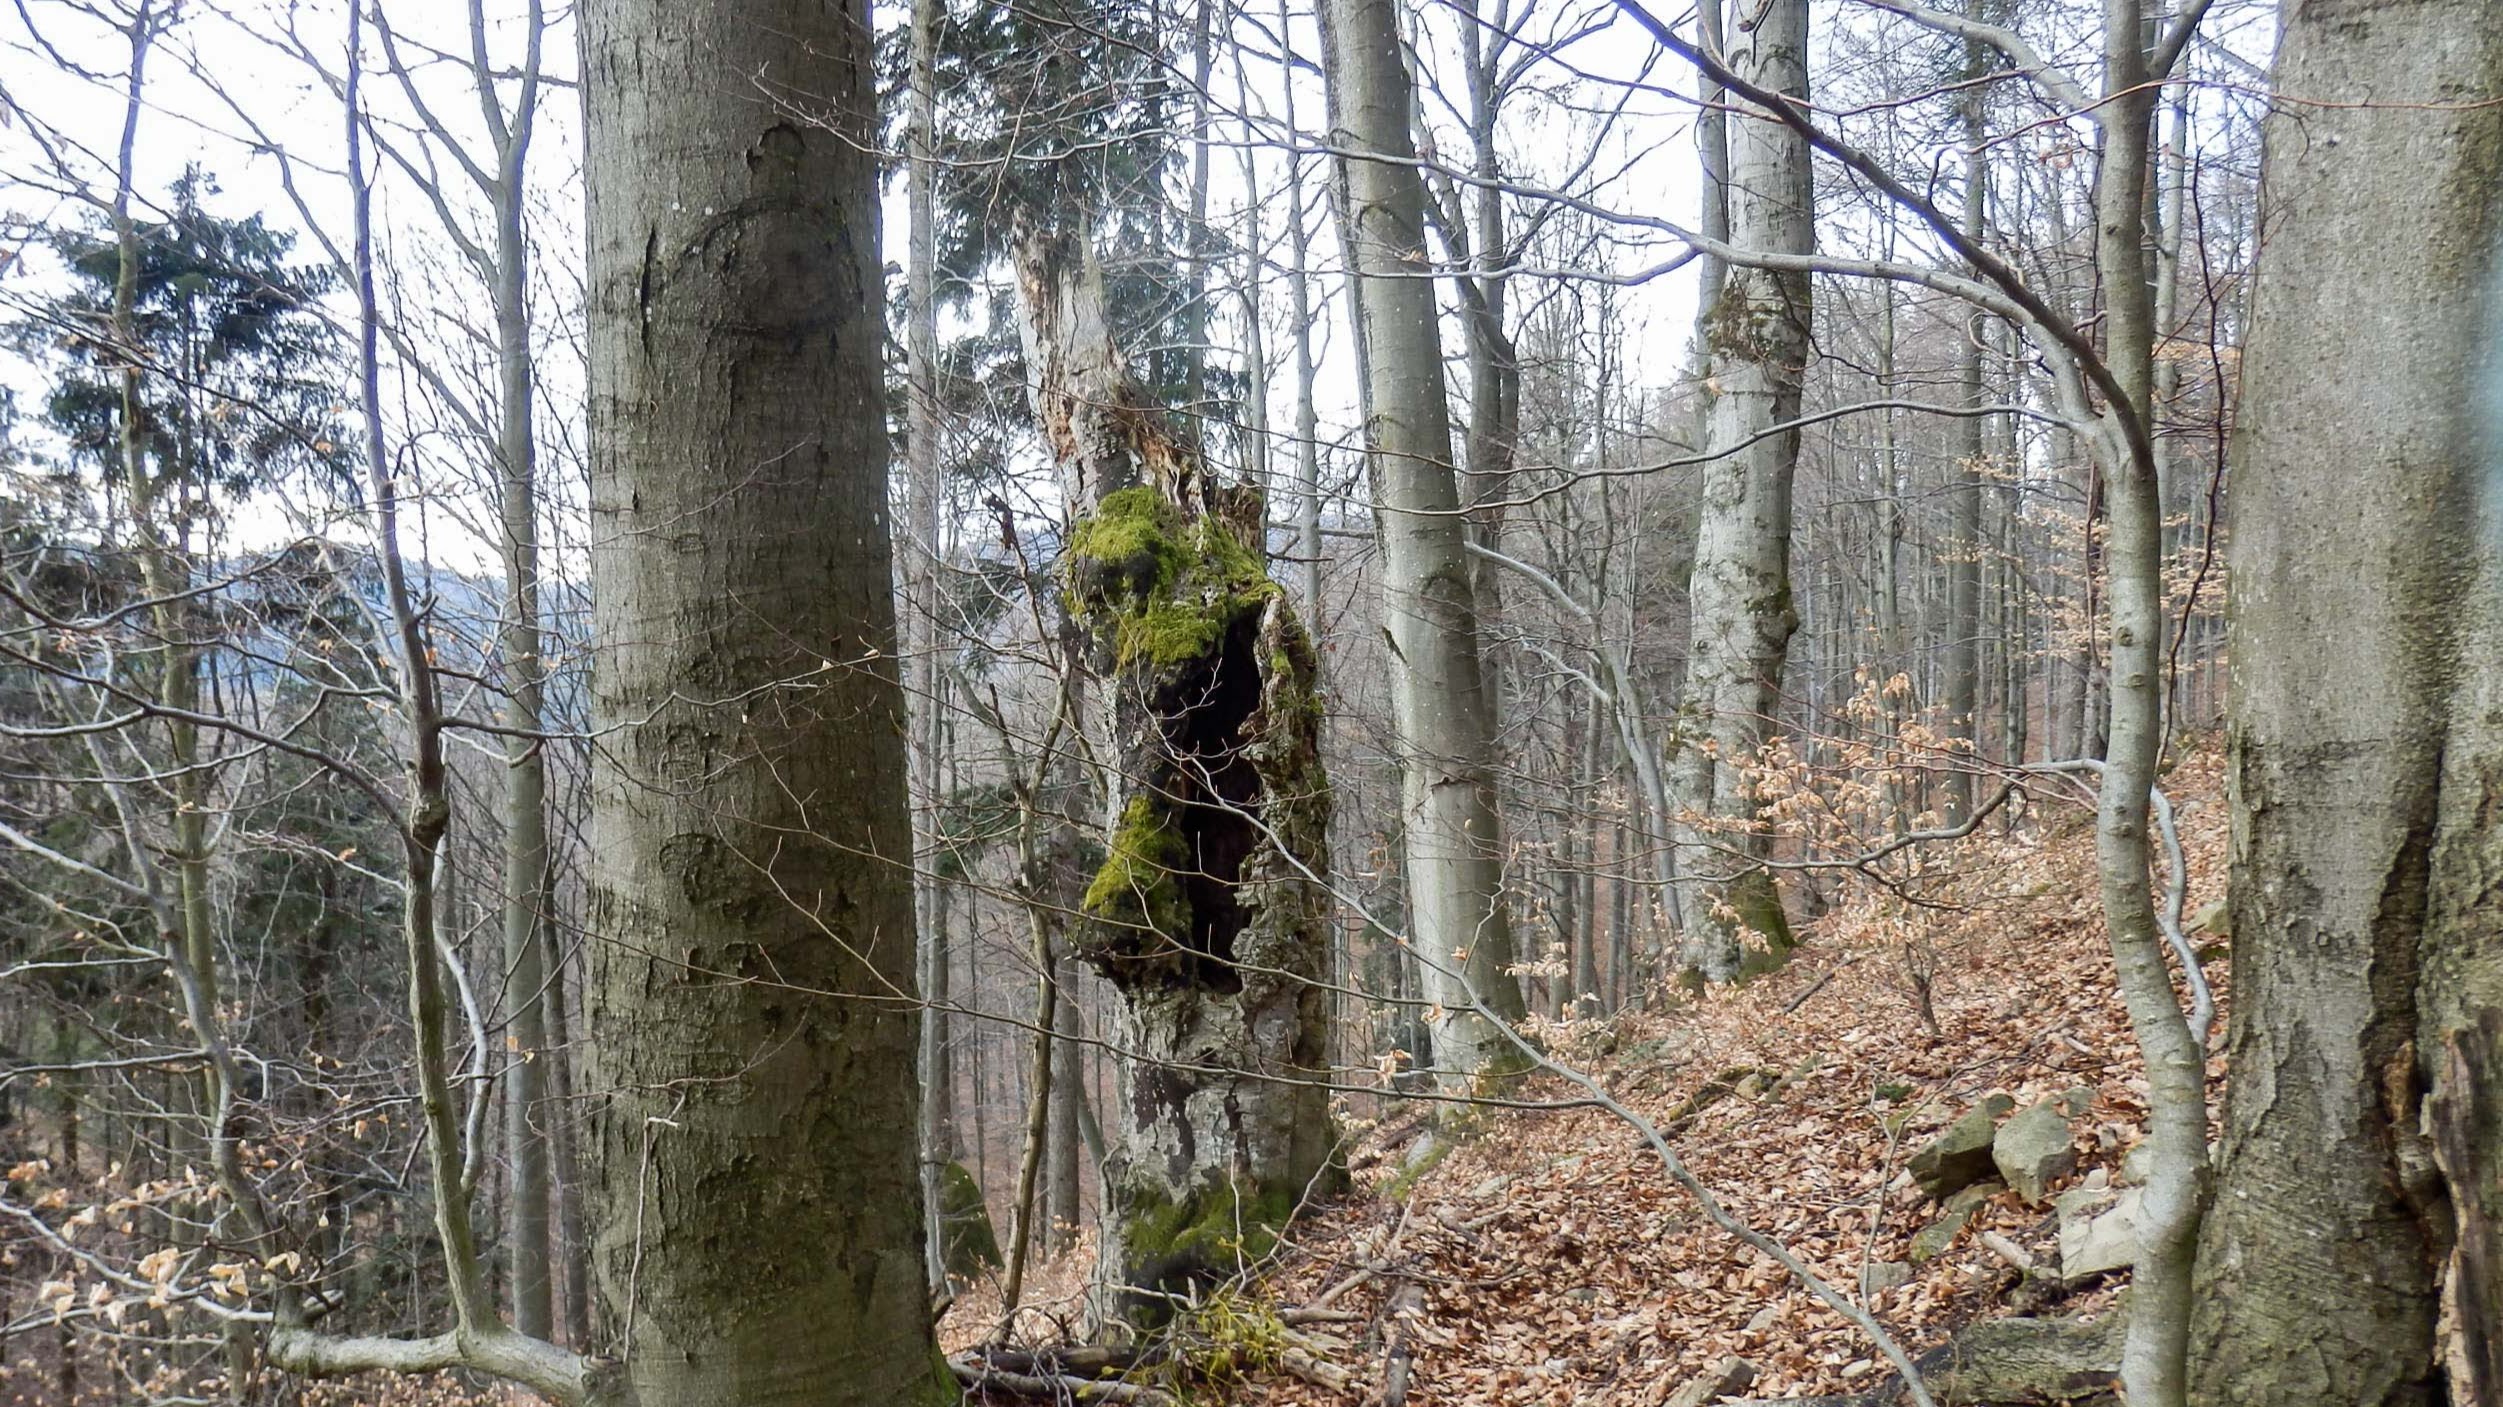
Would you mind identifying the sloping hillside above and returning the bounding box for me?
[953,749,2229,1406]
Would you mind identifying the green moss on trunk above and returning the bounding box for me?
[1082,795,1191,941]
[1106,1178,1299,1323]
[1066,486,1278,670]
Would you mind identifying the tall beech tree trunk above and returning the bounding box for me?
[1940,23,1988,825]
[2191,6,2503,1404]
[905,0,957,1299]
[1009,224,1338,1330]
[1320,0,1531,1083]
[579,1,946,1401]
[1666,0,1810,982]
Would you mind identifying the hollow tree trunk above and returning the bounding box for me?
[579,0,947,1400]
[1319,0,1532,1082]
[1010,224,1339,1331]
[2190,6,2503,1404]
[1666,0,1811,982]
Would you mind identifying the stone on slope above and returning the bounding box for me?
[1909,1208,1971,1262]
[1908,1092,2015,1201]
[2055,1185,2143,1279]
[1667,1355,1759,1407]
[1862,1260,1914,1295]
[1993,1098,2081,1203]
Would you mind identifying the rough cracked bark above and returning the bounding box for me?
[579,0,948,1401]
[2191,5,2503,1403]
[1319,0,1532,1085]
[1010,225,1339,1330]
[1667,0,1811,983]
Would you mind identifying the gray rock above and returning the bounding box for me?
[1908,1092,2016,1201]
[1993,1099,2082,1203]
[2056,1185,2144,1278]
[1667,1356,1759,1407]
[1909,1208,1971,1262]
[1945,1179,2006,1215]
[1862,1260,1915,1294]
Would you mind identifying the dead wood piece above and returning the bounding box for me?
[950,1357,1179,1406]
[1381,1282,1427,1407]
[1979,1231,2036,1271]
[1307,1197,1418,1312]
[970,1344,1159,1379]
[1433,1205,1492,1247]
[1783,963,1846,1014]
[1661,1065,1780,1136]
[1279,1343,1356,1392]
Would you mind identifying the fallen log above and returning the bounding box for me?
[1726,1309,2125,1407]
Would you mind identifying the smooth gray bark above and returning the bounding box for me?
[1319,0,1531,1084]
[906,0,955,1301]
[1667,0,1810,982]
[1045,951,1083,1253]
[473,3,554,1342]
[1940,25,1987,825]
[579,0,947,1400]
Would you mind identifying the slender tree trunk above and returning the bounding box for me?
[544,935,592,1349]
[1183,0,1215,420]
[2078,9,2208,1405]
[905,0,956,1301]
[483,30,554,1343]
[1045,951,1083,1253]
[1279,0,1325,618]
[579,0,947,1399]
[1666,0,1810,982]
[1571,688,1604,1013]
[1692,0,1730,364]
[2191,7,2503,1404]
[1940,23,1988,824]
[1320,0,1531,1086]
[997,855,1059,1319]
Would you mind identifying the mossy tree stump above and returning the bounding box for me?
[1014,223,1341,1331]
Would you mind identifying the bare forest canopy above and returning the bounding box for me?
[0,2,2497,1406]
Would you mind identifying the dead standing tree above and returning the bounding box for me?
[1009,221,1340,1329]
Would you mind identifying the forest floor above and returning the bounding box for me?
[952,745,2231,1405]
